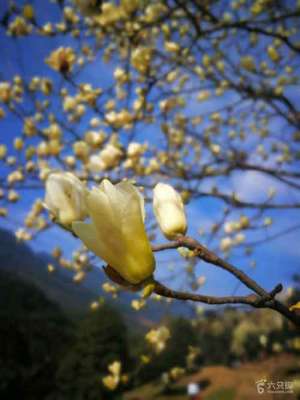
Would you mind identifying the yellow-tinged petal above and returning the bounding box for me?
[153,182,187,240]
[142,283,155,298]
[289,301,300,312]
[75,180,155,285]
[86,186,127,252]
[108,361,121,376]
[72,221,123,272]
[116,181,145,221]
[102,375,119,391]
[45,171,87,226]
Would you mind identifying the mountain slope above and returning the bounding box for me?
[0,228,97,317]
[0,227,194,323]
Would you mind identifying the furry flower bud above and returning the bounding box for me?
[44,172,87,227]
[153,183,187,240]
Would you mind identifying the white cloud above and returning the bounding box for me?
[231,170,286,203]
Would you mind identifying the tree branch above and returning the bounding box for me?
[153,280,282,306]
[152,236,300,327]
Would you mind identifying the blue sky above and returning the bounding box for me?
[0,0,299,306]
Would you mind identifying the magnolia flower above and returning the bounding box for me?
[240,55,256,71]
[90,301,99,311]
[102,360,128,391]
[145,326,170,353]
[131,299,146,311]
[8,16,31,36]
[72,179,155,285]
[114,67,128,84]
[131,47,152,74]
[96,2,125,26]
[8,190,19,202]
[0,207,8,217]
[88,155,105,173]
[169,367,185,381]
[144,4,167,23]
[7,170,23,184]
[23,4,35,20]
[165,41,180,53]
[127,142,145,158]
[220,237,233,252]
[47,264,55,273]
[45,47,76,74]
[44,172,87,226]
[153,183,187,240]
[84,130,106,148]
[108,361,121,377]
[73,140,89,160]
[106,109,133,128]
[267,45,280,62]
[102,374,119,391]
[98,144,123,169]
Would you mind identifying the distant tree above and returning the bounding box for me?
[195,309,237,365]
[56,305,128,400]
[140,317,198,382]
[230,308,283,361]
[0,271,72,399]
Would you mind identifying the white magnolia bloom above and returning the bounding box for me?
[72,179,155,285]
[153,183,187,240]
[220,237,233,252]
[145,326,170,353]
[127,142,144,158]
[234,233,245,244]
[44,172,87,226]
[98,144,123,170]
[88,154,105,173]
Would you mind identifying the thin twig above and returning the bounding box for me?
[152,236,300,327]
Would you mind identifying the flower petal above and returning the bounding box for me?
[116,181,145,221]
[72,221,122,269]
